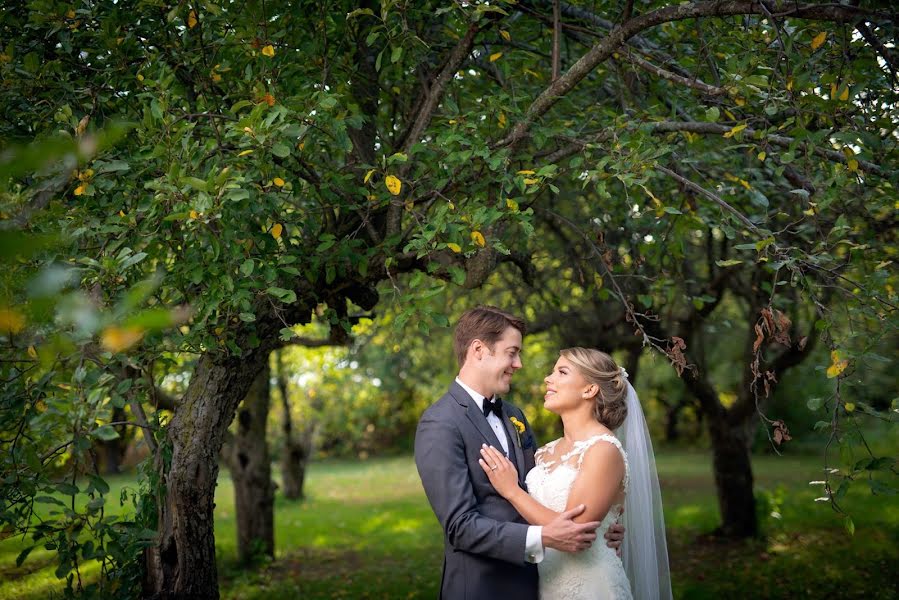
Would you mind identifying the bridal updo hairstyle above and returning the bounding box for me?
[560,347,628,429]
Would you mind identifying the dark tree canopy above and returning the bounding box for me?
[1,1,896,597]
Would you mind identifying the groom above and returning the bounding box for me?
[415,306,623,599]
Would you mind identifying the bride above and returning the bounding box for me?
[478,347,672,600]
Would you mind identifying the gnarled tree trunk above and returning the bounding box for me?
[275,352,314,500]
[281,421,314,500]
[230,361,275,563]
[143,350,269,599]
[708,417,757,537]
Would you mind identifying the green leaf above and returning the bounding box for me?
[346,8,375,18]
[806,397,824,411]
[55,482,79,495]
[240,259,255,276]
[231,100,253,113]
[182,177,208,192]
[120,251,148,269]
[89,475,110,495]
[271,142,290,157]
[16,546,36,568]
[93,425,120,441]
[868,457,895,471]
[869,480,898,495]
[226,188,250,202]
[844,516,855,536]
[448,266,466,286]
[95,160,131,174]
[266,287,297,304]
[715,259,743,267]
[754,237,775,251]
[34,495,66,507]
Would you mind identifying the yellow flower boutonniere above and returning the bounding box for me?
[510,416,525,448]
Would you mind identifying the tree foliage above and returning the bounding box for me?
[1,0,896,596]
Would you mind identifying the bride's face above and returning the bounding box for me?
[543,356,595,414]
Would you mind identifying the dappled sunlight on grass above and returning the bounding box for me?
[0,554,103,600]
[3,451,896,599]
[671,504,704,523]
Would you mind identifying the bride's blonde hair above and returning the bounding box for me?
[559,347,628,429]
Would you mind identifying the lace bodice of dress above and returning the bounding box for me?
[527,434,629,527]
[525,434,632,600]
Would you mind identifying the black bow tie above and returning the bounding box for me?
[482,397,503,419]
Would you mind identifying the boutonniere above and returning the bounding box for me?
[509,416,525,448]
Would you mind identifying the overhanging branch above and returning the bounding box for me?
[656,165,762,233]
[386,22,481,237]
[497,1,890,150]
[645,121,886,177]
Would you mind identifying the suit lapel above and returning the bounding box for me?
[500,405,526,485]
[450,382,505,450]
[465,399,505,450]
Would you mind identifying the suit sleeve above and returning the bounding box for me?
[415,409,529,564]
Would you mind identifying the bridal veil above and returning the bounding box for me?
[616,378,673,600]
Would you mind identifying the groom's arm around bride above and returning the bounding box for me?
[414,306,600,599]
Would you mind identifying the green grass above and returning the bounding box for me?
[2,449,897,599]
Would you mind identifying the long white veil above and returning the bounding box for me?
[616,376,672,600]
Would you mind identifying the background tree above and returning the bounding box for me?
[1,1,895,598]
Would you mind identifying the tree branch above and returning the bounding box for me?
[498,0,889,149]
[644,121,886,177]
[386,22,481,237]
[855,22,898,85]
[552,0,562,81]
[656,165,762,233]
[618,48,727,96]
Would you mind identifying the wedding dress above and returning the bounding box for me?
[525,434,633,600]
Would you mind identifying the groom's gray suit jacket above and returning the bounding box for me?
[415,381,538,600]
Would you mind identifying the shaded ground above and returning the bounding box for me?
[2,449,897,599]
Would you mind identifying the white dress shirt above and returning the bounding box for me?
[455,378,545,564]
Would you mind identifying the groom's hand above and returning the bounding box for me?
[605,522,625,557]
[542,505,600,553]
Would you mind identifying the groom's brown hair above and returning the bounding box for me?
[453,305,526,368]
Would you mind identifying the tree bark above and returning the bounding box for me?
[275,353,313,500]
[142,350,270,599]
[280,423,313,501]
[678,345,759,539]
[664,401,682,443]
[230,361,275,563]
[707,417,758,537]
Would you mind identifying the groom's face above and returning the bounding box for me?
[473,326,523,398]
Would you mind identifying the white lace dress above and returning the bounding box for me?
[525,434,633,600]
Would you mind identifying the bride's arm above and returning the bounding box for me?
[478,445,560,526]
[565,442,625,523]
[479,442,625,525]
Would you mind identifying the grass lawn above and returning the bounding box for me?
[1,447,896,599]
